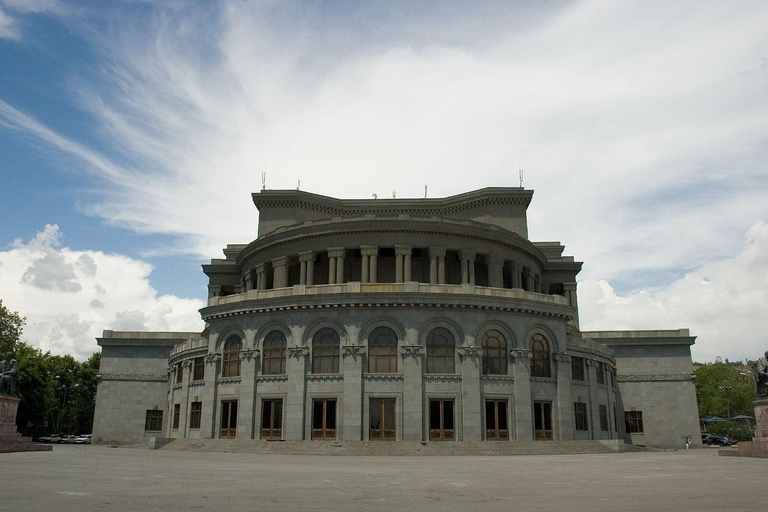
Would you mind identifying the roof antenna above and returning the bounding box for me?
[297,179,301,190]
[392,190,396,199]
[261,171,266,191]
[372,193,378,199]
[424,183,428,198]
[519,166,524,188]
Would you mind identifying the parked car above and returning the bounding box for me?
[58,435,78,444]
[704,435,733,446]
[73,435,91,444]
[36,434,54,443]
[701,434,712,444]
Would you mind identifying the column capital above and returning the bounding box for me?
[459,249,476,261]
[271,256,289,268]
[399,345,423,357]
[488,254,505,267]
[428,246,446,258]
[563,282,577,291]
[553,353,571,363]
[327,247,345,258]
[458,345,483,358]
[510,349,533,360]
[395,245,413,256]
[585,358,598,367]
[341,345,366,358]
[255,263,268,273]
[360,245,378,256]
[298,250,315,262]
[287,346,309,358]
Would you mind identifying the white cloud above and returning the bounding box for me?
[0,7,20,40]
[0,225,204,360]
[0,0,64,40]
[580,220,768,363]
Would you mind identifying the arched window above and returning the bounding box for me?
[481,330,507,375]
[262,330,287,375]
[426,327,455,374]
[530,333,551,378]
[222,334,242,377]
[312,328,340,374]
[368,326,398,373]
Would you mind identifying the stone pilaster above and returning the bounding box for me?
[285,346,309,440]
[511,349,533,441]
[429,246,446,285]
[400,345,424,441]
[563,282,579,327]
[586,359,600,440]
[341,345,365,441]
[200,353,220,439]
[255,263,267,290]
[554,353,574,440]
[299,251,315,286]
[458,345,483,441]
[272,256,289,289]
[238,348,259,439]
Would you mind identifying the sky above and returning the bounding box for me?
[0,0,767,362]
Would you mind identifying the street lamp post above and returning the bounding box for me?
[719,386,732,420]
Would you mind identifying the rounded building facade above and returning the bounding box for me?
[163,188,622,443]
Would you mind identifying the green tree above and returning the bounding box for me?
[695,362,756,419]
[0,300,25,354]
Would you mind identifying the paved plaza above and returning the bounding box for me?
[0,445,764,511]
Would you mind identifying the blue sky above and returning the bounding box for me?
[1,0,767,361]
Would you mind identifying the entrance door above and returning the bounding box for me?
[485,399,509,440]
[261,399,283,440]
[311,399,337,440]
[370,398,396,440]
[220,400,238,439]
[533,400,553,440]
[429,399,455,440]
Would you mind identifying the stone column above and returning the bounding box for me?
[487,255,504,288]
[341,345,365,440]
[563,282,579,326]
[299,251,315,286]
[586,359,600,440]
[459,250,476,285]
[285,345,309,440]
[180,360,193,436]
[361,250,369,284]
[361,246,378,283]
[534,274,542,293]
[458,345,483,441]
[328,254,337,285]
[200,353,220,439]
[255,263,267,290]
[395,246,412,283]
[554,353,574,441]
[428,247,445,285]
[523,268,532,291]
[511,349,533,441]
[514,270,522,289]
[272,256,289,289]
[328,247,345,284]
[400,345,424,441]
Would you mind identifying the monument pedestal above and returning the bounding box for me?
[719,398,768,458]
[0,395,52,453]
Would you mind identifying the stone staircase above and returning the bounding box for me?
[159,438,625,456]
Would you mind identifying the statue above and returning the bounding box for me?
[0,352,18,396]
[757,350,768,399]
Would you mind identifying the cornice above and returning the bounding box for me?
[617,373,695,382]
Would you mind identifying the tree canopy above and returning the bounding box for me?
[694,361,756,419]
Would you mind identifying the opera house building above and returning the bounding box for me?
[92,187,701,450]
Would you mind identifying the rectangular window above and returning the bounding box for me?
[220,400,238,439]
[429,399,455,441]
[596,362,605,385]
[311,399,337,440]
[193,357,205,381]
[145,410,163,432]
[172,404,180,430]
[175,363,183,384]
[571,356,585,381]
[574,402,589,431]
[533,401,553,440]
[599,404,609,432]
[625,411,644,433]
[369,398,396,440]
[485,399,509,440]
[261,399,283,440]
[189,401,202,429]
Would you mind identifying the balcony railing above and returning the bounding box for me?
[209,282,570,307]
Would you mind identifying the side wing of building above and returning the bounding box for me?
[92,330,197,445]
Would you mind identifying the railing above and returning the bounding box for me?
[170,336,208,357]
[209,283,570,307]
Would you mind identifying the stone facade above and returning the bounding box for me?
[92,187,700,449]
